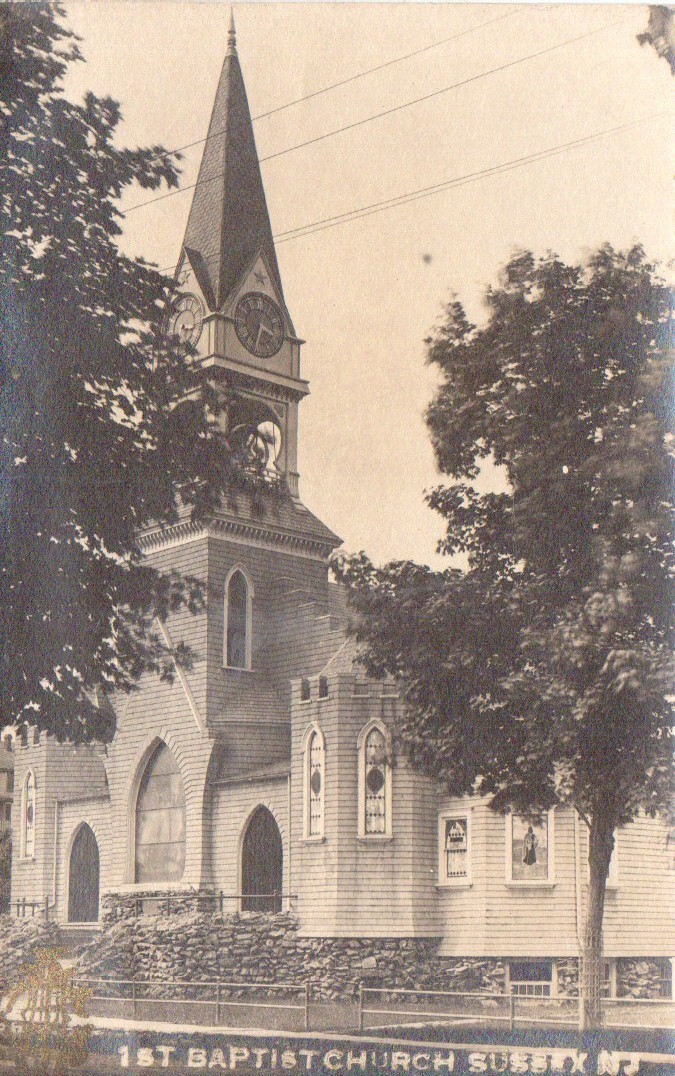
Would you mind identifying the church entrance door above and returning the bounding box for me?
[68,824,100,923]
[241,807,283,913]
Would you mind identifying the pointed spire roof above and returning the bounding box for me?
[181,12,282,310]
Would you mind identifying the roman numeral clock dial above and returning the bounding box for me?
[234,292,284,358]
[168,293,204,348]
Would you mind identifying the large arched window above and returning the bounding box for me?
[224,567,252,669]
[303,725,325,839]
[134,743,185,883]
[22,770,35,858]
[357,722,392,839]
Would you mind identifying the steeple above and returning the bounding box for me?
[181,11,282,310]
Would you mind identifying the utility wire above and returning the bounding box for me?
[156,111,668,273]
[166,8,520,158]
[124,15,628,218]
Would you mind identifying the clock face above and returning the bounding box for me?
[168,293,204,348]
[234,292,284,358]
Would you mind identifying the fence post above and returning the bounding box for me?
[358,983,364,1033]
[215,982,221,1026]
[509,991,515,1033]
[304,983,310,1032]
[131,980,137,1020]
[44,896,49,922]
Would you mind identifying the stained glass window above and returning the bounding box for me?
[510,814,549,881]
[226,570,249,669]
[364,727,387,835]
[23,771,35,858]
[444,816,468,879]
[135,743,185,883]
[308,730,324,836]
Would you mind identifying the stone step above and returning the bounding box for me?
[55,924,101,954]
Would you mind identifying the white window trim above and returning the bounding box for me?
[302,723,326,842]
[223,564,254,671]
[437,809,472,887]
[20,769,36,861]
[357,719,393,841]
[505,809,556,886]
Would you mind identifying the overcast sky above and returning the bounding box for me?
[61,2,672,567]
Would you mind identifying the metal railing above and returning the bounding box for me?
[10,897,50,920]
[73,976,311,1031]
[358,985,675,1033]
[118,892,298,918]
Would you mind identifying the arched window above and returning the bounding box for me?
[135,743,185,883]
[303,726,325,839]
[357,722,392,838]
[22,770,35,858]
[224,567,252,669]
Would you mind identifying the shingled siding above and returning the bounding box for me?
[207,775,289,903]
[290,675,440,938]
[436,801,675,960]
[11,738,108,911]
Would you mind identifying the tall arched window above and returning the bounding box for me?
[357,722,392,839]
[135,743,185,883]
[22,770,35,858]
[303,726,325,839]
[224,567,252,669]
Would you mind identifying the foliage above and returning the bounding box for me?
[0,3,248,741]
[637,5,675,74]
[3,948,90,1075]
[0,834,10,913]
[335,245,673,1022]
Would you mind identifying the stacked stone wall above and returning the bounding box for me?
[79,904,504,1000]
[0,915,60,991]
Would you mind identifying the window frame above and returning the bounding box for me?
[437,810,472,887]
[21,769,36,860]
[505,809,556,886]
[223,565,254,671]
[302,723,326,841]
[357,720,393,841]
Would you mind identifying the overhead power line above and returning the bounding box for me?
[169,9,521,158]
[156,112,668,273]
[124,14,628,218]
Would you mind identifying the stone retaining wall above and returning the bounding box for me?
[0,914,60,992]
[79,902,504,1000]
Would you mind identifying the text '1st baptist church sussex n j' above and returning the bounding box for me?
[10,16,674,1001]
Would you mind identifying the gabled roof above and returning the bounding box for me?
[180,17,283,310]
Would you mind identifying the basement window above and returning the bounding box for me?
[509,960,553,997]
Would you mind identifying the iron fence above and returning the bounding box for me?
[73,976,310,1031]
[9,898,50,920]
[111,891,298,918]
[358,985,675,1033]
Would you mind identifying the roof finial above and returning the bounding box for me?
[226,7,237,56]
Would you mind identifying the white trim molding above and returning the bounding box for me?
[302,723,326,841]
[357,719,393,841]
[223,564,254,671]
[505,809,556,886]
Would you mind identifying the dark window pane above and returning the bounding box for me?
[227,571,249,668]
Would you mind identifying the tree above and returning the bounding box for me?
[0,4,248,742]
[336,245,673,1027]
[637,6,675,74]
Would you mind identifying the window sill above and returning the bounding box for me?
[302,835,326,844]
[505,881,555,889]
[18,855,35,863]
[436,880,472,890]
[357,835,393,844]
[222,665,254,674]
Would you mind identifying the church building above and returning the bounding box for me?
[10,19,673,1001]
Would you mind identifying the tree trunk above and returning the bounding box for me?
[581,805,616,1029]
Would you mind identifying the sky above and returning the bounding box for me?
[61,2,672,568]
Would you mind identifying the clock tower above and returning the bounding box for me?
[171,13,306,499]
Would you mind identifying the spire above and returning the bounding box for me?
[181,19,282,310]
[226,8,237,57]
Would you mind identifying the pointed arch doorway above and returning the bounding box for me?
[241,807,283,913]
[68,824,100,923]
